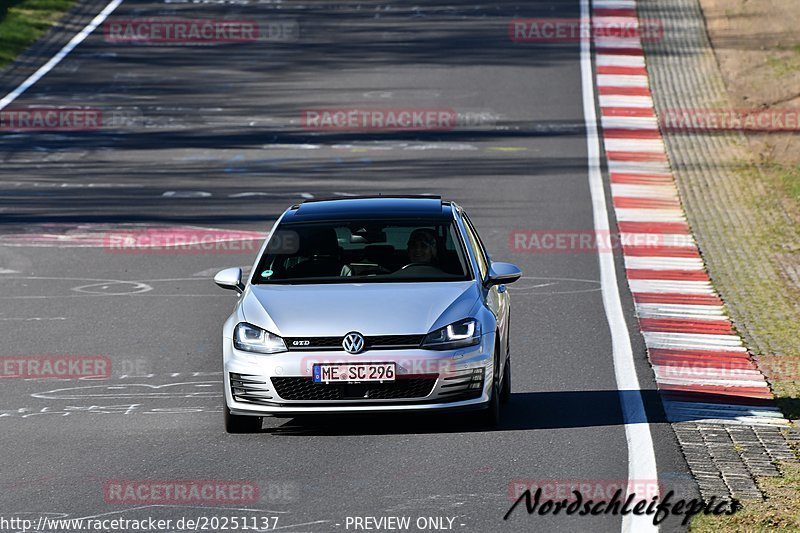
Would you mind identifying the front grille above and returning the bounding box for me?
[368,335,425,347]
[230,373,274,403]
[271,376,437,401]
[284,334,424,352]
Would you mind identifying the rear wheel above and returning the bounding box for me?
[224,405,262,433]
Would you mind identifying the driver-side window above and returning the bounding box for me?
[462,213,489,281]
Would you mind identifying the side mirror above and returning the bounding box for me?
[214,267,245,293]
[485,262,522,287]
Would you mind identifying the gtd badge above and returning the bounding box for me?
[292,340,311,346]
[342,332,365,354]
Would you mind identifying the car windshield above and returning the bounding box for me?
[252,219,472,284]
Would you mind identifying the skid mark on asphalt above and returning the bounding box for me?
[0,404,221,418]
[0,317,67,321]
[161,190,211,198]
[73,281,153,295]
[5,376,225,418]
[228,192,314,199]
[193,266,250,277]
[0,223,266,248]
[509,276,601,295]
[0,276,227,299]
[0,181,144,188]
[32,381,221,400]
[381,493,497,513]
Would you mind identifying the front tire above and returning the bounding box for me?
[478,345,502,427]
[500,356,511,404]
[225,405,262,433]
[479,377,501,427]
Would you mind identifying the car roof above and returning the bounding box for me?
[281,196,454,223]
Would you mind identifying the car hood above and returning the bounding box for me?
[242,281,480,337]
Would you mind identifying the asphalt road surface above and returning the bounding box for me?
[0,1,698,532]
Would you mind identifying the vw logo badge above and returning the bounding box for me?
[342,332,365,354]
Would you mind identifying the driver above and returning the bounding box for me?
[407,228,438,264]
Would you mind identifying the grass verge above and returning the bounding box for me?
[0,0,77,69]
[690,440,800,532]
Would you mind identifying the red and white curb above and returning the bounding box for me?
[593,0,786,427]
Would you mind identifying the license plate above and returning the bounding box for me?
[313,363,396,383]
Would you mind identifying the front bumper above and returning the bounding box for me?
[223,333,495,416]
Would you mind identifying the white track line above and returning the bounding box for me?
[581,1,659,532]
[0,0,124,112]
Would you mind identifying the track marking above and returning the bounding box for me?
[0,317,67,321]
[0,0,125,112]
[580,1,659,532]
[31,381,221,400]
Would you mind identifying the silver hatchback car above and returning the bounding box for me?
[214,196,522,432]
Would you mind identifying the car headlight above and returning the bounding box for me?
[233,323,287,354]
[422,318,481,350]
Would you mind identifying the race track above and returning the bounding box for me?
[0,1,697,531]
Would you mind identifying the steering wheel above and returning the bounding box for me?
[358,264,392,275]
[399,262,433,271]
